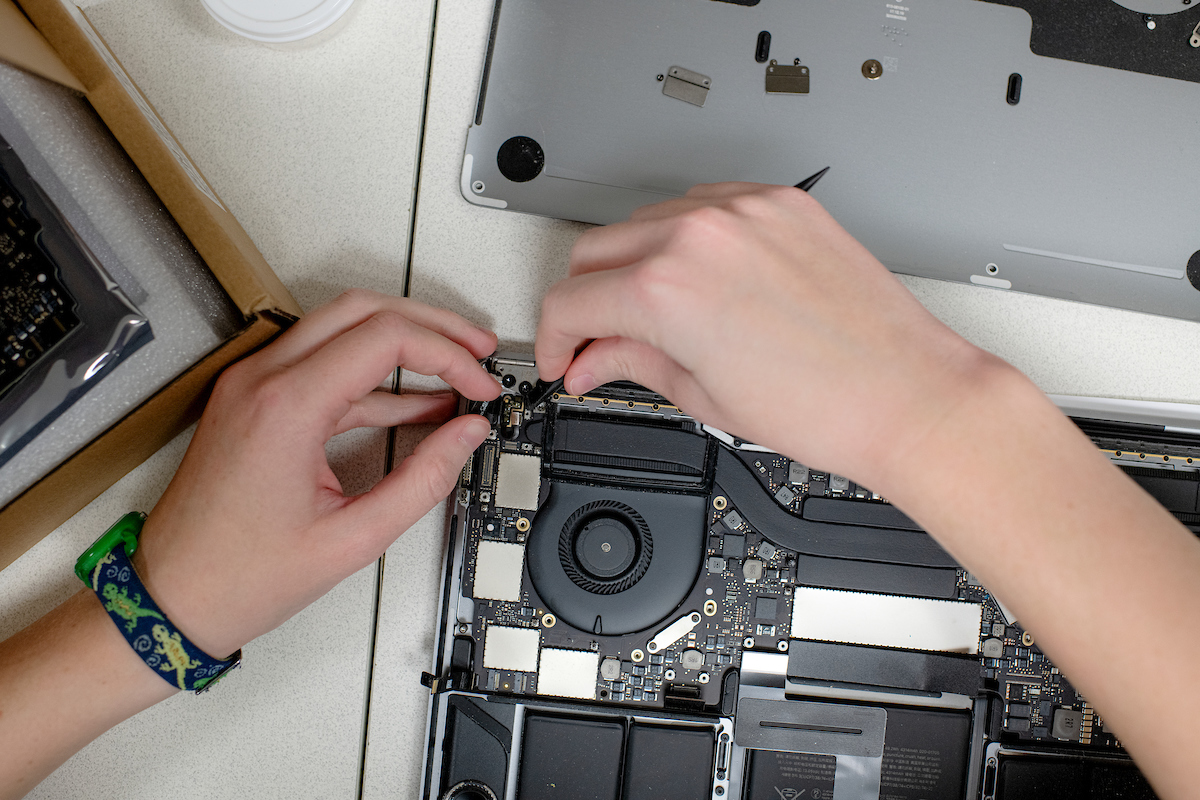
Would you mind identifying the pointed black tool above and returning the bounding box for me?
[524,376,565,410]
[794,166,830,192]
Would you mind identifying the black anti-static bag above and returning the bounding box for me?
[0,134,151,467]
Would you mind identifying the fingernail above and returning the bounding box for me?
[475,323,497,338]
[568,373,597,395]
[461,416,491,444]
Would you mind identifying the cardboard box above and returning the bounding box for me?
[0,0,302,569]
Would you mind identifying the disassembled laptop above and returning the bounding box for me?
[431,1,1200,794]
[420,355,1196,800]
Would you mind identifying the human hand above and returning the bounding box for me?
[132,290,501,660]
[534,184,1200,800]
[535,182,1013,492]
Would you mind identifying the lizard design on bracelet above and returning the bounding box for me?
[152,624,202,690]
[101,583,165,633]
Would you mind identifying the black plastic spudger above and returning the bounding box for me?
[524,376,565,410]
[795,166,830,192]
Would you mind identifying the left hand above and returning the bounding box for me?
[132,290,501,659]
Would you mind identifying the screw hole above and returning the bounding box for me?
[986,263,999,275]
[471,180,485,193]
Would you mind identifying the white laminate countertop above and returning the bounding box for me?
[4,0,1200,798]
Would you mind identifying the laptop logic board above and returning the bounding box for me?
[422,355,1183,800]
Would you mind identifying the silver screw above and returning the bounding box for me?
[471,180,485,193]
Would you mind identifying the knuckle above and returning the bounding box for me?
[627,256,683,313]
[426,458,458,498]
[247,371,294,413]
[726,192,771,218]
[673,205,736,245]
[410,449,458,502]
[210,357,264,411]
[332,288,381,312]
[429,305,474,337]
[360,309,410,339]
[568,229,598,260]
[774,182,820,212]
[213,358,252,395]
[610,339,648,381]
[540,282,569,320]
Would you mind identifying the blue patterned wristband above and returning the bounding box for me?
[84,536,240,693]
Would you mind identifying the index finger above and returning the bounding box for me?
[567,217,673,278]
[535,266,650,381]
[284,311,501,427]
[256,290,497,370]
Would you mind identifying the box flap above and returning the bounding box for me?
[0,0,85,91]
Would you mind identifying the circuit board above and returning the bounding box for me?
[446,355,1153,761]
[0,169,78,397]
[733,449,1128,751]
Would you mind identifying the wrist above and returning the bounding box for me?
[0,590,176,795]
[73,588,182,701]
[869,353,1065,553]
[850,339,1031,498]
[78,512,244,690]
[130,524,242,661]
[867,349,1047,517]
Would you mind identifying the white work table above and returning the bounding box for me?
[3,0,1200,798]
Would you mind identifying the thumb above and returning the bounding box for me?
[343,414,491,552]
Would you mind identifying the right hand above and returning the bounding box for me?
[535,182,1013,493]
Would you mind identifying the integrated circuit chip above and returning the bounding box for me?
[483,625,540,672]
[722,534,745,558]
[1052,707,1083,741]
[494,453,541,510]
[473,540,525,602]
[754,596,777,620]
[537,648,600,699]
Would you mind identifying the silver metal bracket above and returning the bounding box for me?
[662,66,711,106]
[765,59,810,94]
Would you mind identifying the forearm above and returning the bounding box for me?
[0,589,175,799]
[883,363,1200,800]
